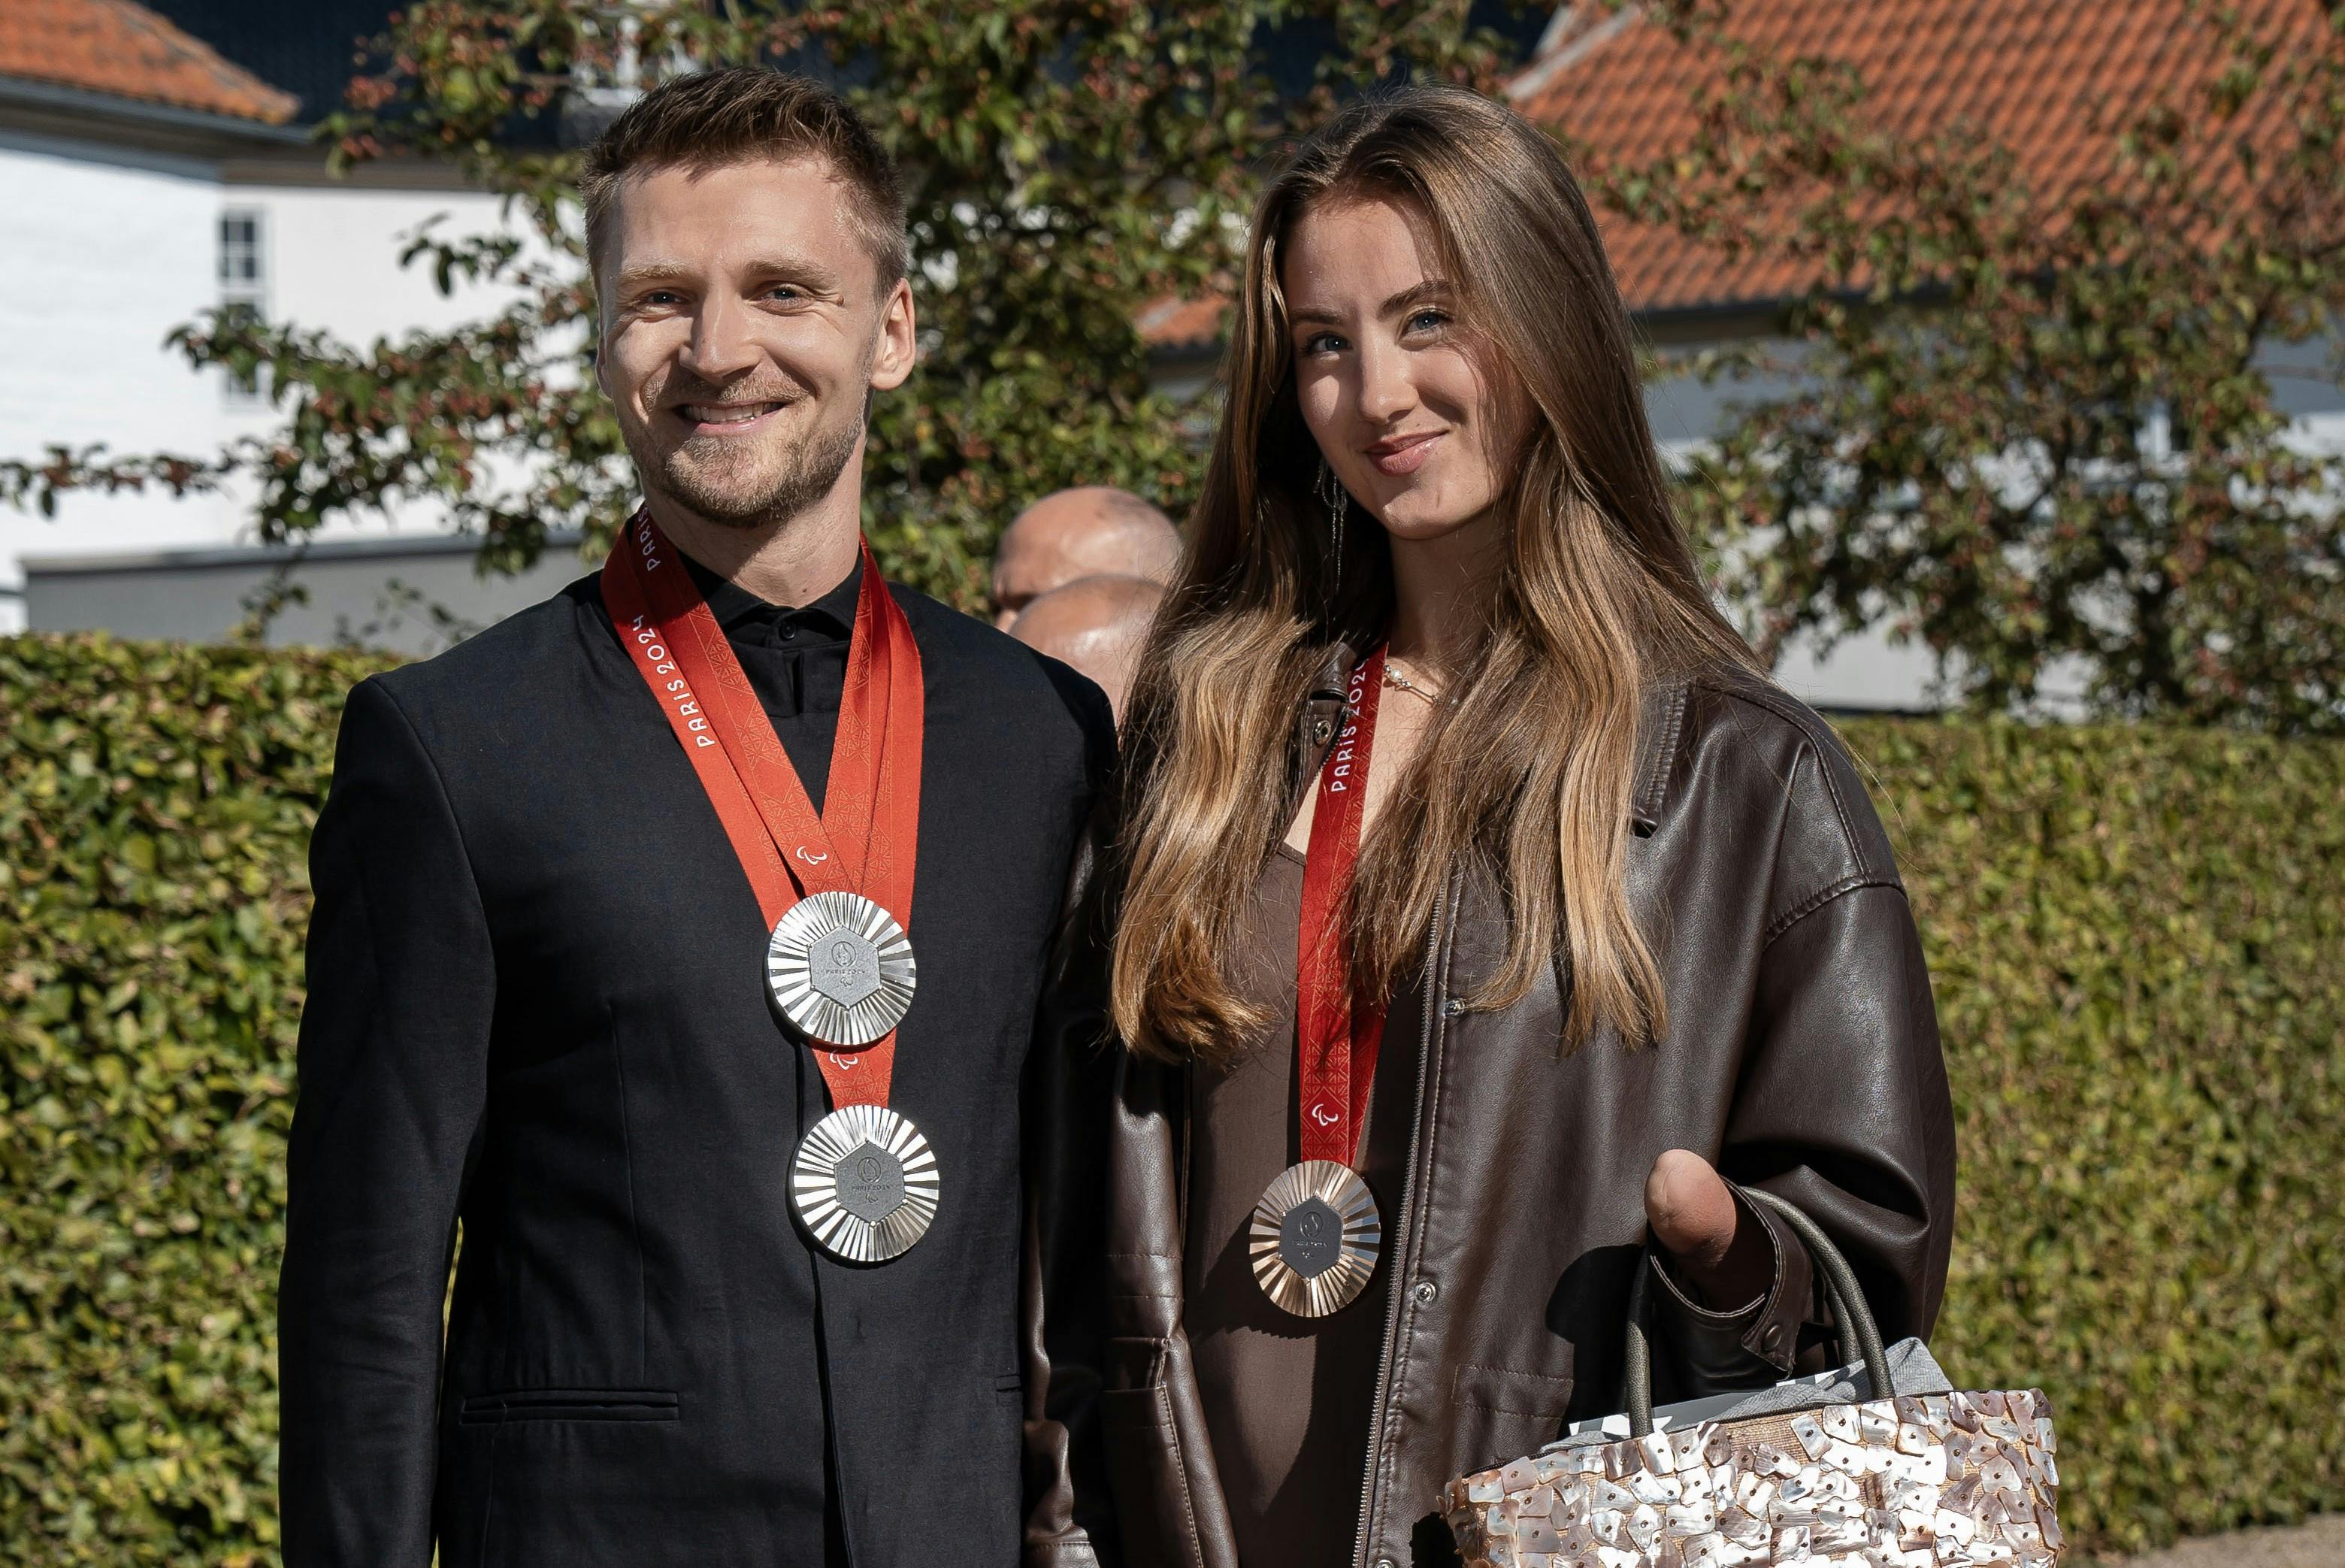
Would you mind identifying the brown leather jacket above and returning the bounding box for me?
[1090,661,1958,1568]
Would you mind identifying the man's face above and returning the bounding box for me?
[596,156,914,531]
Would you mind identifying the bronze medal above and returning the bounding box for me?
[1249,1158,1382,1317]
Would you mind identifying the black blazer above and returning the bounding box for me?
[278,571,1118,1566]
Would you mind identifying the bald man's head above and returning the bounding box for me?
[1007,574,1166,721]
[991,486,1182,630]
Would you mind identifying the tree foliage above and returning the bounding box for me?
[12,2,2334,726]
[1577,0,2345,730]
[0,0,1523,610]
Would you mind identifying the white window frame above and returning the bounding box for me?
[218,207,270,407]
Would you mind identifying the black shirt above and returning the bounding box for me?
[280,547,1116,1568]
[688,551,864,814]
[691,552,899,1563]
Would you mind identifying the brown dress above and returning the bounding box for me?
[1183,843,1426,1568]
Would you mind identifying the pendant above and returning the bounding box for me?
[1249,1158,1381,1317]
[789,1103,941,1264]
[767,889,917,1046]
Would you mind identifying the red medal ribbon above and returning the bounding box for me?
[1295,645,1387,1168]
[601,511,924,1110]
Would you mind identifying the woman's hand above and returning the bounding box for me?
[1644,1149,1772,1309]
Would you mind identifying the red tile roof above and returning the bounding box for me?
[1511,0,2325,315]
[1138,294,1228,352]
[0,0,299,126]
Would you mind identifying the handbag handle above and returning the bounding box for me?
[1623,1185,1893,1437]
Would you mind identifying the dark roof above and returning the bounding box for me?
[135,0,395,123]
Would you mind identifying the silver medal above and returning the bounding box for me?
[789,1103,941,1264]
[1249,1158,1381,1317]
[767,889,916,1046]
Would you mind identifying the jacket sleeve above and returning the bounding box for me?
[1648,737,1957,1394]
[278,677,494,1566]
[1021,689,1122,1566]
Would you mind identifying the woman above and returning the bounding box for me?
[1095,86,1956,1568]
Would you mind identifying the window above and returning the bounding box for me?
[218,209,268,406]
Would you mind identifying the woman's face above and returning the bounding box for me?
[1281,195,1526,551]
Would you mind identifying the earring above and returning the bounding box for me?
[1315,457,1346,587]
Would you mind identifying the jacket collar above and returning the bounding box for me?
[1629,682,1688,836]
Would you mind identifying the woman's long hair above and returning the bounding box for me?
[1112,85,1760,1067]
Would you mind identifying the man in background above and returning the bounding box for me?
[991,486,1180,629]
[1008,574,1165,721]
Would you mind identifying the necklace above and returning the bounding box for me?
[1381,658,1445,705]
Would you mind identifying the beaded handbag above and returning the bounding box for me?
[1443,1190,2063,1567]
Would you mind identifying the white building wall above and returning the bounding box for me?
[0,135,243,625]
[253,183,526,348]
[0,128,538,631]
[211,180,551,543]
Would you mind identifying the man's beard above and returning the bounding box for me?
[638,392,867,533]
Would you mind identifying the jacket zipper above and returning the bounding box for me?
[1351,873,1454,1568]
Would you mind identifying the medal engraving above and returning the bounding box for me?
[769,890,917,1046]
[832,1141,906,1222]
[1250,1159,1381,1317]
[809,931,884,1010]
[791,1103,940,1264]
[1278,1195,1344,1279]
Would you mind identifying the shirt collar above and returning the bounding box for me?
[684,549,864,640]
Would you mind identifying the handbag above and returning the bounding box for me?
[1443,1188,2063,1566]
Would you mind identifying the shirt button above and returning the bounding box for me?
[1412,1279,1439,1306]
[1762,1322,1783,1351]
[777,623,797,642]
[1374,1556,1399,1568]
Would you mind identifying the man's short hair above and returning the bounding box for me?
[579,66,908,289]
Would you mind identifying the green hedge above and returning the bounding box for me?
[0,636,387,1567]
[1855,718,2345,1555]
[2,631,2340,1563]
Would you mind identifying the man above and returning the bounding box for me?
[1007,574,1164,721]
[990,486,1182,629]
[280,68,1115,1567]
